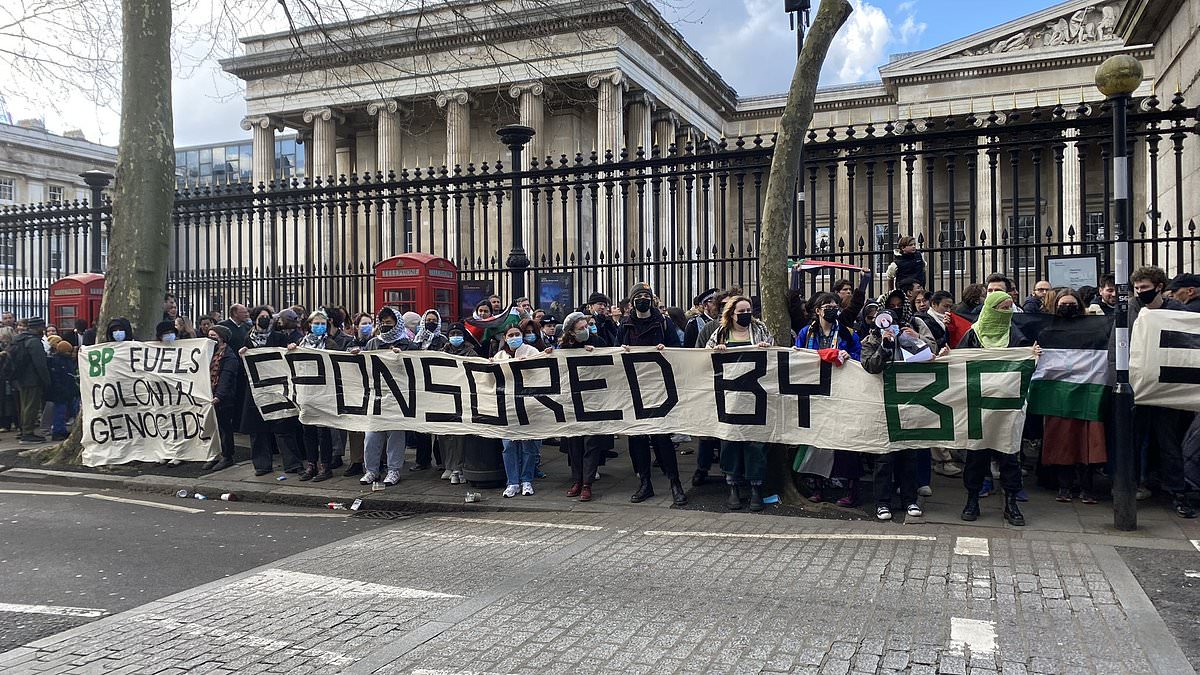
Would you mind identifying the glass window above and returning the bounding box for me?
[0,233,16,267]
[939,219,966,274]
[48,186,65,203]
[186,150,200,185]
[49,236,62,270]
[872,222,898,274]
[384,288,417,315]
[1008,215,1038,272]
[1083,212,1108,271]
[0,177,15,201]
[434,288,453,320]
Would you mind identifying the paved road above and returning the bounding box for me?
[0,484,390,652]
[1120,545,1200,668]
[0,504,1196,674]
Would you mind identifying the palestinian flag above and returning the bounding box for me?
[788,258,865,273]
[1027,316,1113,421]
[465,307,522,345]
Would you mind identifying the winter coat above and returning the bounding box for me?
[860,321,937,374]
[618,313,682,348]
[795,321,862,361]
[217,319,251,352]
[212,347,243,414]
[12,332,50,389]
[45,352,78,403]
[594,315,621,348]
[683,314,713,348]
[956,324,1031,349]
[103,317,135,343]
[887,250,927,287]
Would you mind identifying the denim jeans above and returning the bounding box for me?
[502,439,541,485]
[916,448,932,488]
[52,399,79,436]
[365,430,407,473]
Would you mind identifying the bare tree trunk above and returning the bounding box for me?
[760,0,853,504]
[45,0,175,466]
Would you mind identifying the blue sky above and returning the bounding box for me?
[668,0,1059,97]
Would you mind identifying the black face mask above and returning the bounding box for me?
[424,321,438,332]
[735,313,752,327]
[1057,304,1081,318]
[822,307,839,323]
[633,298,652,313]
[256,316,271,329]
[1136,288,1159,305]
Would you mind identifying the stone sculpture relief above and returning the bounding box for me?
[959,1,1123,57]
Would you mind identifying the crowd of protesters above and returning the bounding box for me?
[1,242,1197,522]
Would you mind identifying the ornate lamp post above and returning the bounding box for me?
[79,170,114,273]
[497,125,536,299]
[1095,54,1142,532]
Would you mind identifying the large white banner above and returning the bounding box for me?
[243,346,1036,454]
[1130,309,1200,411]
[79,339,218,467]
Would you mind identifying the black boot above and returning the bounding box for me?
[961,492,980,521]
[343,462,363,477]
[748,485,764,512]
[1004,492,1025,526]
[1173,494,1197,519]
[691,470,708,487]
[670,478,688,506]
[726,484,742,510]
[630,476,654,503]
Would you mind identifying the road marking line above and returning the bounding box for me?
[1192,540,1200,554]
[215,511,349,518]
[250,569,462,599]
[643,530,936,541]
[411,670,515,675]
[432,516,603,531]
[948,617,997,656]
[83,494,204,514]
[0,489,83,496]
[954,536,990,556]
[1185,570,1200,579]
[0,602,107,618]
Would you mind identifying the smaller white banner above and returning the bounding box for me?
[78,339,218,467]
[1129,309,1200,411]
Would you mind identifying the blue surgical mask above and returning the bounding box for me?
[523,333,537,344]
[360,324,372,336]
[588,325,598,334]
[311,324,327,336]
[506,336,524,350]
[162,333,176,344]
[886,325,900,337]
[449,335,465,347]
[112,330,126,341]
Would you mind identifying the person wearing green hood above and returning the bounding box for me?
[955,290,1032,526]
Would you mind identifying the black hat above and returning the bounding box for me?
[627,281,654,301]
[540,315,558,325]
[1167,273,1200,291]
[693,288,719,306]
[24,316,46,331]
[587,292,611,306]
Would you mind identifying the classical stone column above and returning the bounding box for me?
[587,70,627,293]
[302,107,343,184]
[976,138,997,274]
[240,115,282,187]
[367,99,407,176]
[302,107,344,282]
[650,110,679,298]
[653,111,678,156]
[240,115,283,276]
[1061,127,1081,253]
[434,91,472,261]
[899,141,926,240]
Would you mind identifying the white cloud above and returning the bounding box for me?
[821,0,927,84]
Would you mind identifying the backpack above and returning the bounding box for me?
[0,338,30,381]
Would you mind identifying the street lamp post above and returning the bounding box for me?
[79,170,114,274]
[1095,54,1143,532]
[497,125,536,299]
[785,0,811,292]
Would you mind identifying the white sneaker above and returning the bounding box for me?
[440,470,453,480]
[593,470,601,481]
[907,503,924,517]
[502,484,519,498]
[450,471,463,484]
[917,485,933,497]
[360,471,377,485]
[383,470,401,486]
[521,482,535,496]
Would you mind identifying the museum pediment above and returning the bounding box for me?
[881,0,1132,77]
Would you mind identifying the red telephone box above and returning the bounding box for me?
[373,254,459,321]
[49,273,105,332]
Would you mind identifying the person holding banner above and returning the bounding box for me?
[1030,290,1107,505]
[558,312,608,502]
[351,307,412,487]
[795,293,864,506]
[289,310,353,482]
[203,325,242,472]
[956,290,1032,526]
[493,325,548,498]
[708,296,774,512]
[619,282,687,506]
[240,306,287,476]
